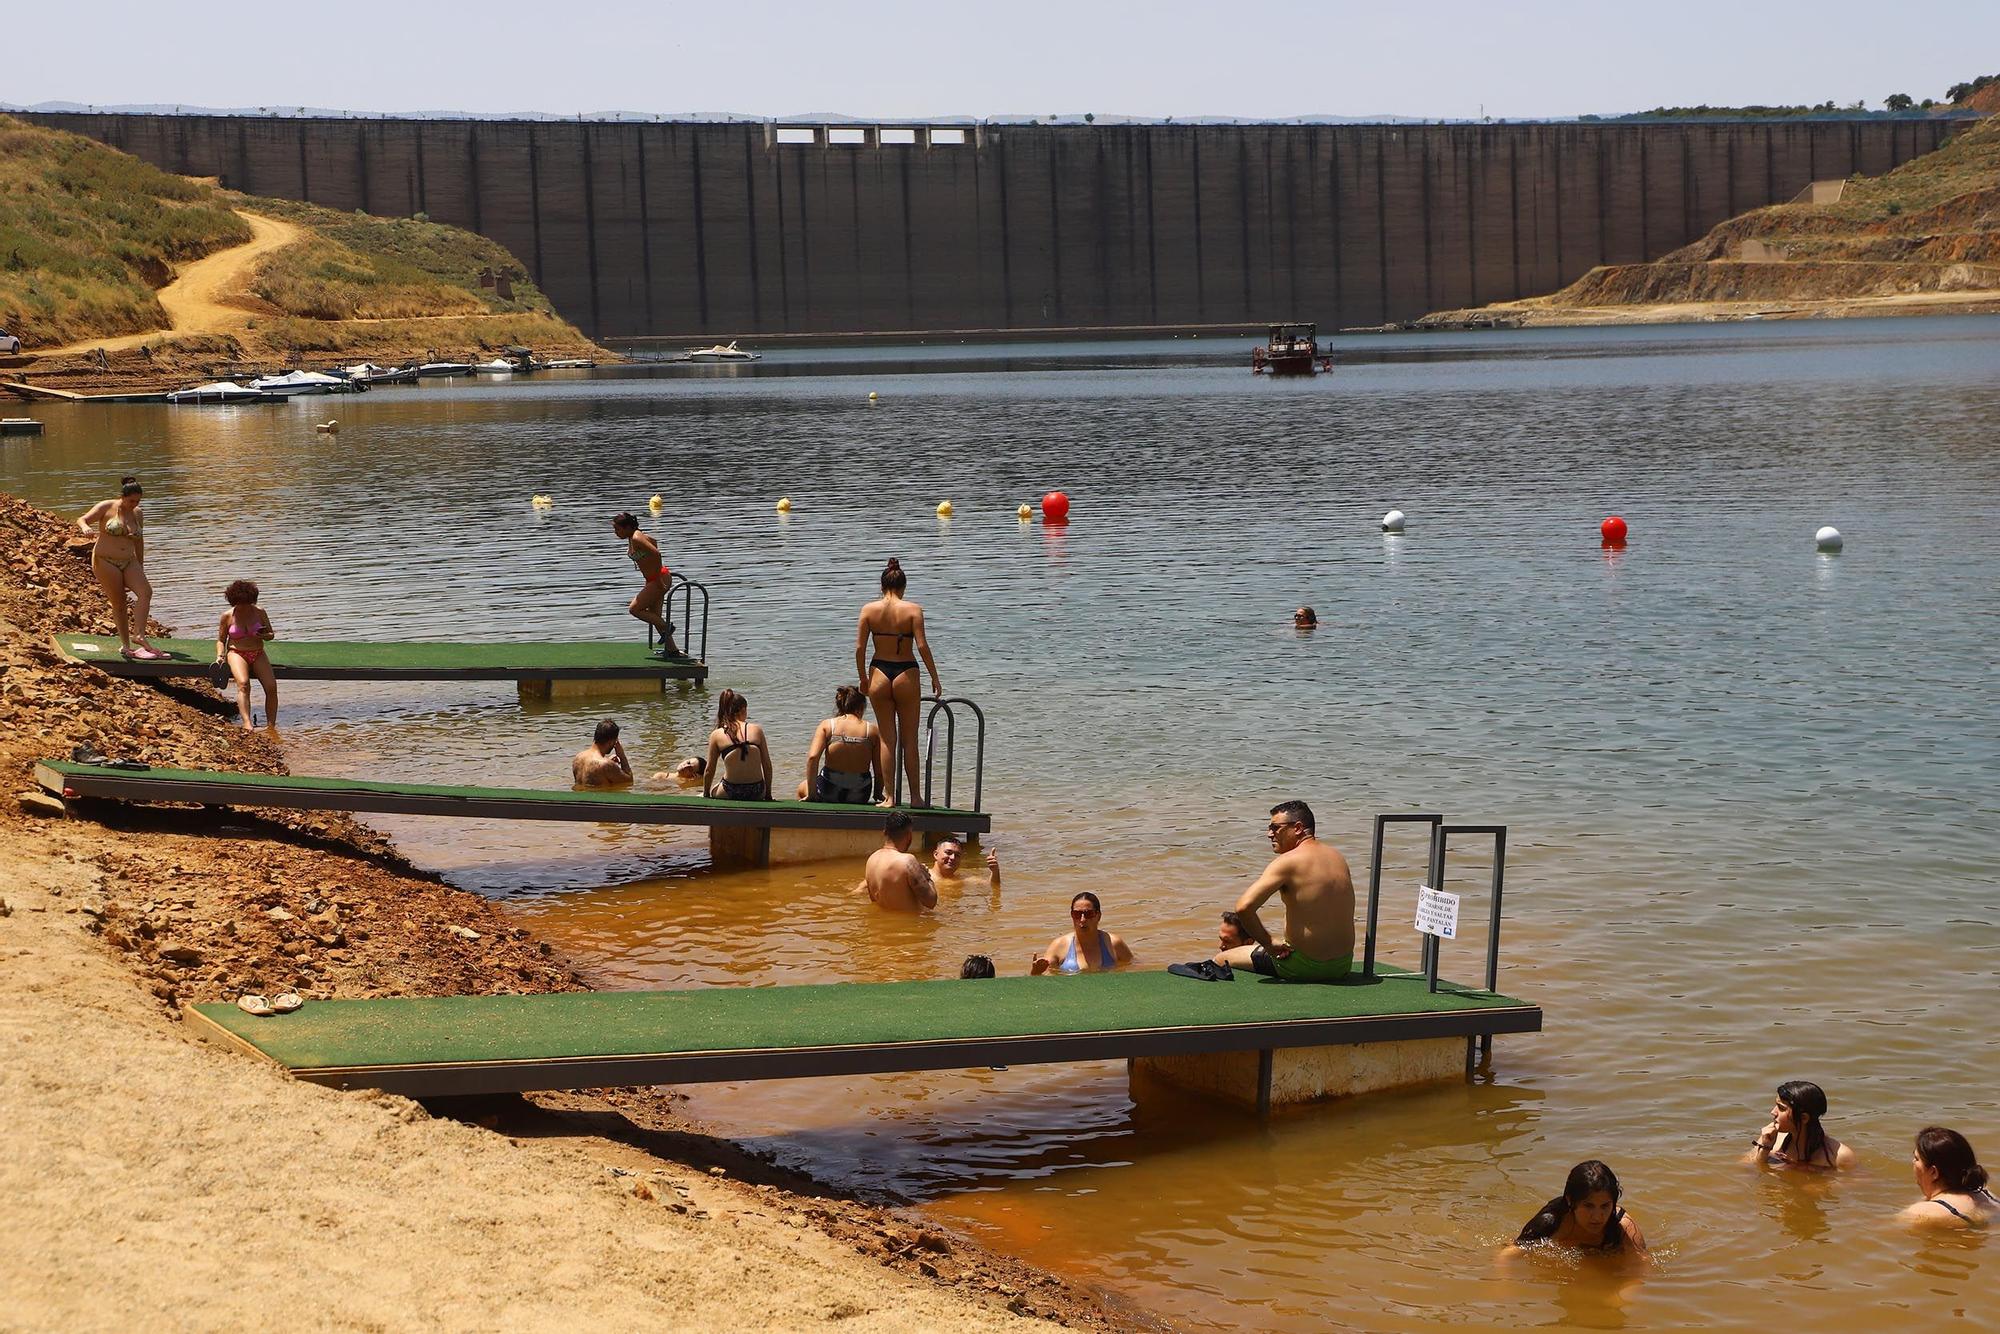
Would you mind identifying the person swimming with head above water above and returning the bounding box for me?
[610,511,678,657]
[1293,606,1318,629]
[856,558,941,806]
[1747,1080,1856,1171]
[1501,1160,1651,1267]
[1900,1126,1998,1230]
[859,811,936,913]
[1032,892,1134,975]
[572,718,633,788]
[931,835,1000,889]
[78,476,163,660]
[1194,800,1354,983]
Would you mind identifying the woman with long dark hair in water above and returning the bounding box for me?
[1901,1126,1998,1229]
[77,476,163,659]
[855,558,941,806]
[1746,1080,1856,1170]
[1501,1161,1650,1266]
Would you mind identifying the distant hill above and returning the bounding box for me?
[0,115,604,383]
[1419,112,2000,327]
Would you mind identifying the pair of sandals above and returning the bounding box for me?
[1167,960,1236,983]
[237,992,304,1017]
[120,644,169,661]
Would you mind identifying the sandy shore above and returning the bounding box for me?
[0,493,1147,1331]
[1422,286,2000,330]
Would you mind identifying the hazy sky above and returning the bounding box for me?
[8,1,1995,122]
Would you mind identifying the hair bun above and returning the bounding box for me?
[884,558,901,570]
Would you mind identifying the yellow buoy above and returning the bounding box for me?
[868,391,879,401]
[647,494,664,511]
[531,494,553,509]
[1017,504,1032,521]
[776,497,793,513]
[936,500,954,518]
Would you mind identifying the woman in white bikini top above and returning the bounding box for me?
[76,475,163,659]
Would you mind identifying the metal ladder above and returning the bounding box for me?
[888,696,987,811]
[646,576,710,661]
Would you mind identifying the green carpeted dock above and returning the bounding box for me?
[38,761,984,834]
[52,634,706,682]
[185,971,1540,1098]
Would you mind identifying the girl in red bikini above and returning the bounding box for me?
[214,579,278,731]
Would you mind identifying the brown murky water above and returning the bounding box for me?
[7,322,1996,1326]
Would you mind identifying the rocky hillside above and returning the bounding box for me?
[1424,110,2000,326]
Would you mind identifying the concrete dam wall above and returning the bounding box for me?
[26,113,1959,339]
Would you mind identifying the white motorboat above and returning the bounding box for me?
[337,363,419,385]
[473,358,518,374]
[539,358,597,369]
[248,370,355,397]
[416,361,476,377]
[166,381,284,405]
[686,341,761,363]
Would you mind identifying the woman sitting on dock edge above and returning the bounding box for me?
[796,684,881,804]
[705,689,771,800]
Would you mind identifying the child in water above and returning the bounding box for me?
[214,580,278,731]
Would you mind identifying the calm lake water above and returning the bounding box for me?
[7,318,1997,1328]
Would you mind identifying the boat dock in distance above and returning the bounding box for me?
[52,635,708,686]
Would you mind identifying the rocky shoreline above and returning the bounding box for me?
[0,490,1152,1330]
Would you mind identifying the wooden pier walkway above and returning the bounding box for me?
[183,970,1540,1099]
[52,634,707,683]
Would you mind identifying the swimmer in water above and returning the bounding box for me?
[856,558,941,806]
[859,811,936,912]
[78,476,163,660]
[1032,892,1133,975]
[572,718,634,788]
[1746,1081,1856,1171]
[610,511,678,656]
[1293,606,1317,629]
[652,756,707,789]
[930,836,1000,889]
[1900,1127,1999,1230]
[1500,1160,1650,1269]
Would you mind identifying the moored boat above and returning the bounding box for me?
[1251,323,1333,375]
[539,358,597,369]
[680,342,756,362]
[416,361,476,377]
[473,358,518,374]
[166,381,285,405]
[337,362,420,386]
[248,370,359,397]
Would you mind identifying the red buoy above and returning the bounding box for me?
[1041,491,1071,523]
[1600,515,1627,546]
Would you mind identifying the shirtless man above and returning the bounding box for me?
[572,719,634,788]
[860,812,936,912]
[1212,800,1355,982]
[610,512,678,656]
[930,837,1000,890]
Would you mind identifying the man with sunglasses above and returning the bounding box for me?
[1210,800,1355,982]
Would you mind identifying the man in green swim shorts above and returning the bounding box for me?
[1211,799,1355,983]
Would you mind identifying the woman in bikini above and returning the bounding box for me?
[1500,1160,1651,1269]
[77,476,162,660]
[855,558,941,806]
[610,512,678,656]
[704,689,772,801]
[795,684,881,804]
[1745,1080,1857,1170]
[1031,892,1134,975]
[1901,1126,1998,1229]
[213,580,278,731]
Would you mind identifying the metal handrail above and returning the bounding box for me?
[1422,824,1508,1002]
[891,695,986,811]
[1364,813,1442,979]
[646,576,709,661]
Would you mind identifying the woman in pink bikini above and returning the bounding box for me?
[77,476,162,660]
[214,580,278,730]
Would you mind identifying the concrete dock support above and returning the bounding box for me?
[1134,1036,1470,1113]
[709,823,879,869]
[517,677,666,700]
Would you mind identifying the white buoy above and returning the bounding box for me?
[1816,525,1843,552]
[1381,509,1406,533]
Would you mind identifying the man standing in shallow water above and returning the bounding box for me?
[860,812,937,912]
[1211,800,1355,982]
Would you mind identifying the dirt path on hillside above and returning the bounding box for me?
[37,210,301,356]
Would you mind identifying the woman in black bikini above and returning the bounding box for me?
[1501,1161,1651,1268]
[77,476,162,660]
[704,689,771,800]
[795,684,881,803]
[1901,1126,1998,1229]
[1747,1080,1856,1170]
[855,558,941,806]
